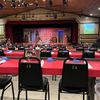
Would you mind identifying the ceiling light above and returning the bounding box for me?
[29,3,33,6]
[42,0,46,2]
[34,0,39,7]
[98,7,100,10]
[90,13,93,16]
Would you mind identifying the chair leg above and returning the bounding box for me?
[17,90,21,100]
[48,84,50,100]
[83,92,85,100]
[52,75,54,81]
[58,84,60,100]
[87,94,90,100]
[52,75,57,81]
[45,89,47,100]
[1,89,5,100]
[54,75,57,81]
[11,81,15,100]
[26,90,28,100]
[58,91,60,100]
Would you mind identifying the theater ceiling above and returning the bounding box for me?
[0,0,100,18]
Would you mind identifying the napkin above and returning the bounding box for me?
[0,60,6,64]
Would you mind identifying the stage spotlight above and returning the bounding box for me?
[23,2,28,7]
[11,2,16,8]
[34,0,39,7]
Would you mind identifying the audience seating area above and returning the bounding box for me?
[0,43,100,100]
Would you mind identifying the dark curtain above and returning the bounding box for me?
[5,24,13,43]
[12,25,23,43]
[71,23,78,44]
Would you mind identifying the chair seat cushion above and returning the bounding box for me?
[0,76,12,89]
[20,77,48,91]
[59,79,87,93]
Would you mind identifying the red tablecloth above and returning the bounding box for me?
[3,50,100,59]
[0,59,100,77]
[95,52,100,58]
[0,59,19,74]
[69,52,82,58]
[52,51,100,58]
[88,61,100,77]
[4,51,24,58]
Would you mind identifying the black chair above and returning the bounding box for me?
[57,50,69,58]
[18,46,25,50]
[76,47,84,51]
[17,57,50,100]
[82,51,95,58]
[8,47,15,50]
[40,50,51,57]
[0,49,5,56]
[0,75,15,100]
[89,47,97,51]
[47,47,52,51]
[58,58,88,100]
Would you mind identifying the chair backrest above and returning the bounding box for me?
[89,47,97,51]
[82,51,95,58]
[76,47,84,51]
[18,46,25,50]
[0,49,5,56]
[40,49,51,57]
[61,58,88,91]
[57,50,69,58]
[47,47,52,51]
[18,57,43,90]
[8,47,15,50]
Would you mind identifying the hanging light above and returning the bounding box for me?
[34,0,39,7]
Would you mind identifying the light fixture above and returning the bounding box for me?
[42,0,46,2]
[34,0,39,7]
[98,7,100,10]
[90,13,93,16]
